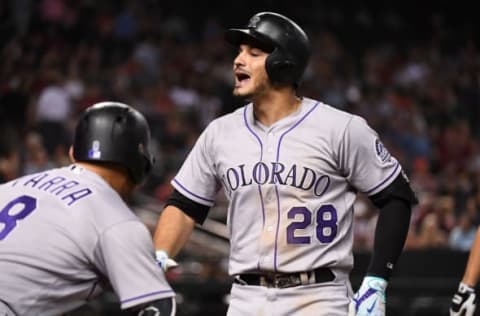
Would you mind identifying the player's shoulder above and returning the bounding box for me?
[307,98,354,120]
[203,104,248,131]
[302,98,375,140]
[215,104,247,122]
[305,98,360,128]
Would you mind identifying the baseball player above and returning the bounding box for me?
[450,227,480,316]
[0,102,176,316]
[153,12,417,316]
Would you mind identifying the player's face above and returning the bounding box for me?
[232,44,270,98]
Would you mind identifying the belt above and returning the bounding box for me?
[233,267,335,289]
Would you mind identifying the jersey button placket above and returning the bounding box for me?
[266,188,274,201]
[260,131,278,271]
[266,131,275,154]
[258,184,276,268]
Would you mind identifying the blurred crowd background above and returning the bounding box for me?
[0,0,479,315]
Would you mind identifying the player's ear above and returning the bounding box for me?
[68,146,76,163]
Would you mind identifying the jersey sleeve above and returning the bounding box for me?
[339,115,401,196]
[171,124,220,206]
[93,221,175,310]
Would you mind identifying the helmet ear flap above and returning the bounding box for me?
[265,49,297,85]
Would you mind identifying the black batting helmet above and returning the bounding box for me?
[73,102,154,184]
[225,11,310,86]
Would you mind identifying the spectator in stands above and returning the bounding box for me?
[22,131,55,175]
[414,213,448,249]
[409,157,438,196]
[437,120,475,173]
[465,194,480,226]
[34,69,73,156]
[449,212,477,251]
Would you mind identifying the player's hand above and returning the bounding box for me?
[450,282,476,316]
[348,276,387,316]
[155,250,179,272]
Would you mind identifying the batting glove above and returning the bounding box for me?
[155,250,179,272]
[348,276,387,316]
[450,282,476,316]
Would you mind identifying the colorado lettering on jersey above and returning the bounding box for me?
[17,172,92,206]
[221,162,330,197]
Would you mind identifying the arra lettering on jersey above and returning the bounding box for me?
[14,171,93,206]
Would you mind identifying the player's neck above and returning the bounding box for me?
[74,162,135,200]
[252,90,301,127]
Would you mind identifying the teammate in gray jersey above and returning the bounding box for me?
[0,102,176,316]
[153,12,417,316]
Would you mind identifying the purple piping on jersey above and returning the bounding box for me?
[364,162,400,194]
[243,106,267,269]
[121,290,174,304]
[271,101,320,270]
[243,105,264,161]
[173,178,215,203]
[243,106,266,224]
[275,101,320,162]
[273,185,281,271]
[256,185,266,271]
[257,186,266,226]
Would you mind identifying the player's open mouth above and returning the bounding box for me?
[235,71,251,87]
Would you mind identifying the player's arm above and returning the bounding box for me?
[461,227,480,287]
[153,189,210,269]
[366,171,416,279]
[349,172,416,316]
[94,220,177,315]
[449,227,480,316]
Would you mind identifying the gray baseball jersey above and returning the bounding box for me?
[172,97,401,276]
[0,165,174,316]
